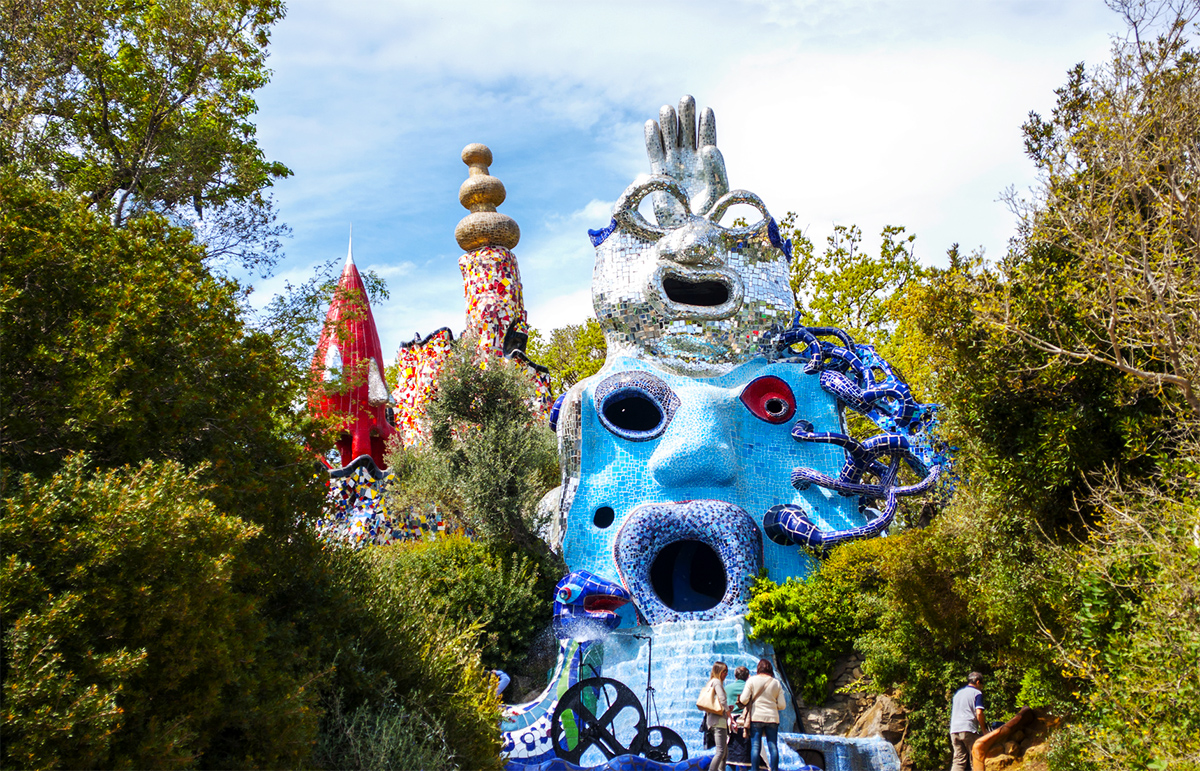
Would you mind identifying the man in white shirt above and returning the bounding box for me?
[949,672,987,771]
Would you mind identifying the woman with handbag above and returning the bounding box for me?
[697,661,731,771]
[737,659,787,771]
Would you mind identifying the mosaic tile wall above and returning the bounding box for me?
[393,327,455,446]
[559,355,847,600]
[313,457,445,547]
[590,185,794,379]
[518,98,934,771]
[461,245,529,355]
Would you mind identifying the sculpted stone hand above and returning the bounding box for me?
[644,95,730,226]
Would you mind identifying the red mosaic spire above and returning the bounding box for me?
[311,235,395,468]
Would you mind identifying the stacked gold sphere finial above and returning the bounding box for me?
[455,143,520,251]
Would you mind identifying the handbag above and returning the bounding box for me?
[737,681,760,738]
[696,678,724,715]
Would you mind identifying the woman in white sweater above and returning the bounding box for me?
[736,659,787,771]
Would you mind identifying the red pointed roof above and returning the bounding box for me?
[310,236,395,469]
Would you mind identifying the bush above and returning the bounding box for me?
[368,535,549,671]
[1,456,318,769]
[747,538,889,705]
[313,692,457,771]
[1048,452,1200,770]
[854,527,1022,770]
[313,546,504,770]
[387,338,561,561]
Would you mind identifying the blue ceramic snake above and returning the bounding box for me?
[501,571,631,767]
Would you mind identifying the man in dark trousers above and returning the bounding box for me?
[949,672,986,771]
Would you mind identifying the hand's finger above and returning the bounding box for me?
[699,106,717,148]
[659,105,679,158]
[701,145,730,212]
[678,95,696,151]
[645,119,665,170]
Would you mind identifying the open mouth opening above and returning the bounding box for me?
[582,595,628,614]
[649,540,727,613]
[662,276,730,307]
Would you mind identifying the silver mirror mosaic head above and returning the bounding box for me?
[591,97,795,377]
[591,175,794,377]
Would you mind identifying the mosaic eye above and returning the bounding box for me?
[739,375,796,424]
[593,371,680,441]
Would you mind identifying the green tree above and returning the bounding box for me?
[526,318,607,393]
[368,535,549,671]
[0,175,509,769]
[995,0,1200,415]
[1,456,312,769]
[386,339,561,564]
[748,538,889,706]
[782,217,925,351]
[0,0,290,270]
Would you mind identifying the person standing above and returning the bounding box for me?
[949,672,987,771]
[703,661,731,771]
[725,667,751,769]
[737,659,787,771]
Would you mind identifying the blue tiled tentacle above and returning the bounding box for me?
[765,321,951,550]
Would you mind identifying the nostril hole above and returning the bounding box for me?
[594,506,615,529]
[765,397,786,416]
[602,394,663,433]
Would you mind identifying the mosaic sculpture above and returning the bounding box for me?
[392,327,454,447]
[314,145,554,547]
[311,239,396,469]
[504,97,938,771]
[392,143,552,449]
[310,241,446,546]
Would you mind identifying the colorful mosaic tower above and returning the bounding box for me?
[392,143,551,446]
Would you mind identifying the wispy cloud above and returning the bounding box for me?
[250,0,1118,356]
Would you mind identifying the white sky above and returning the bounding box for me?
[248,0,1120,356]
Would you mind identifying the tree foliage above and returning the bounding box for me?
[386,340,561,562]
[784,219,925,353]
[993,0,1200,414]
[368,535,550,671]
[1,456,317,769]
[0,176,504,769]
[747,538,888,706]
[526,318,607,393]
[0,171,317,480]
[1043,447,1200,769]
[0,0,291,270]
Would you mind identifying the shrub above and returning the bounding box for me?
[315,546,504,770]
[386,338,561,562]
[747,537,890,705]
[313,691,456,771]
[0,456,318,769]
[368,535,549,671]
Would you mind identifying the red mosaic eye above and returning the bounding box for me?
[740,376,796,424]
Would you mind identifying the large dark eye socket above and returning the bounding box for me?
[594,371,680,441]
[603,391,662,431]
[740,375,796,424]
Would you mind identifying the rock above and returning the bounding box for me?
[1003,740,1020,756]
[984,754,1018,770]
[1011,729,1025,743]
[848,693,907,743]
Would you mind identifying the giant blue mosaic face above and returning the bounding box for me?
[559,354,868,626]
